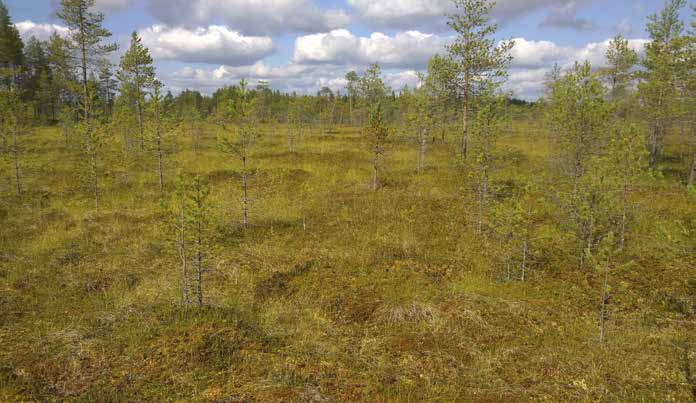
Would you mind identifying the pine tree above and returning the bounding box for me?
[117,31,155,151]
[444,0,514,161]
[0,88,29,195]
[0,0,24,89]
[57,0,117,122]
[470,84,506,234]
[218,80,259,228]
[358,63,388,106]
[365,102,391,191]
[639,0,688,169]
[97,59,116,119]
[149,80,176,192]
[604,35,638,105]
[345,70,359,125]
[546,62,614,267]
[405,80,436,174]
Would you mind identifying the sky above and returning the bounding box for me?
[3,0,688,99]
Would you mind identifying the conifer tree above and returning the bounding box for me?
[117,31,155,150]
[444,0,514,161]
[345,70,359,125]
[57,0,117,122]
[404,84,435,174]
[0,88,29,195]
[546,62,614,267]
[218,80,259,228]
[358,63,388,105]
[639,0,688,169]
[365,102,391,191]
[604,35,638,107]
[470,84,506,234]
[0,0,23,89]
[149,80,175,192]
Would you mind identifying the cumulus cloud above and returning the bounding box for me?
[15,20,69,41]
[169,35,649,100]
[348,0,593,30]
[506,37,648,99]
[147,0,350,36]
[510,37,648,69]
[138,25,274,66]
[293,29,448,69]
[169,62,366,94]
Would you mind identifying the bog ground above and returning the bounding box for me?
[1,123,694,401]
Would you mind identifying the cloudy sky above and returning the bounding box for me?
[3,0,682,99]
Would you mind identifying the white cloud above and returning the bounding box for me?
[510,37,648,69]
[385,70,421,90]
[147,0,350,36]
[138,25,274,66]
[15,20,69,41]
[348,0,593,30]
[293,29,448,69]
[168,35,650,100]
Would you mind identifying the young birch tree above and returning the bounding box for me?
[444,0,514,162]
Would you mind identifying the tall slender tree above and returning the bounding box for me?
[57,0,117,122]
[0,0,24,89]
[117,31,155,150]
[445,0,514,161]
[638,0,688,169]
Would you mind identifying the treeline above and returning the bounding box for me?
[1,0,695,339]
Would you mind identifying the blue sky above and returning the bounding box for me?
[4,0,690,99]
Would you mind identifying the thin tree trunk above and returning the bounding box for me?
[461,87,469,162]
[521,238,528,281]
[688,127,696,187]
[649,123,660,169]
[417,129,426,174]
[179,202,189,310]
[477,167,488,235]
[136,98,144,151]
[620,178,629,250]
[91,142,100,211]
[373,154,379,191]
[196,221,203,307]
[155,106,164,192]
[12,122,21,196]
[599,255,610,343]
[242,155,249,228]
